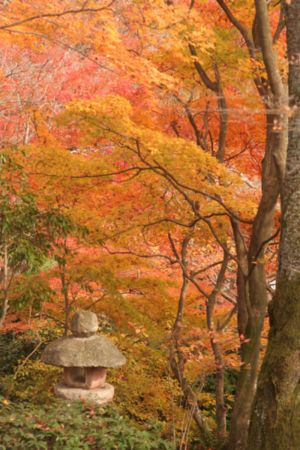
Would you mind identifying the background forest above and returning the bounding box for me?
[0,1,295,449]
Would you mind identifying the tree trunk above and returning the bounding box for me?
[247,2,300,449]
[0,243,9,329]
[224,0,288,445]
[227,100,287,450]
[169,275,211,437]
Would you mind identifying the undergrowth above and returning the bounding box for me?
[0,396,175,450]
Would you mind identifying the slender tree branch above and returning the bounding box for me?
[0,1,115,31]
[191,260,224,277]
[104,245,177,264]
[217,305,237,331]
[188,43,218,91]
[215,0,255,54]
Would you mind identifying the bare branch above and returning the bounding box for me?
[168,232,181,262]
[103,245,176,264]
[188,43,218,91]
[31,166,155,179]
[0,1,115,31]
[215,0,255,55]
[217,305,237,331]
[191,260,224,277]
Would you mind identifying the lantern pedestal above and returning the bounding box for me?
[54,382,114,405]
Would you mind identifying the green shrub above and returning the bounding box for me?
[0,330,62,401]
[0,397,175,450]
[0,332,39,376]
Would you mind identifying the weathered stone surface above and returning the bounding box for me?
[71,311,98,337]
[54,382,114,405]
[63,367,107,389]
[42,334,126,368]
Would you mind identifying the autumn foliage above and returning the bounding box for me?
[0,1,288,449]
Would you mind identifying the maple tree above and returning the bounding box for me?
[80,2,286,447]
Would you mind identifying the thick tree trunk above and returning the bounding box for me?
[0,243,9,329]
[247,2,300,449]
[224,0,288,446]
[227,102,287,450]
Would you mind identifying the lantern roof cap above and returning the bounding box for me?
[41,311,126,368]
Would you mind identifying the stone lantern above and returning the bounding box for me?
[41,311,126,405]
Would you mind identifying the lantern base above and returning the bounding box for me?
[54,382,114,405]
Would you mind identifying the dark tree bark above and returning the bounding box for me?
[215,1,287,448]
[247,2,300,449]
